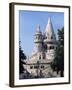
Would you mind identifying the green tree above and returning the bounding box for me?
[19,41,27,74]
[51,27,64,77]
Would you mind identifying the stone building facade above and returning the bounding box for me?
[23,18,59,78]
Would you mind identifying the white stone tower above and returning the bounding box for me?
[34,25,43,60]
[23,18,58,78]
[44,18,57,60]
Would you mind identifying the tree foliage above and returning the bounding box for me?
[19,41,27,74]
[51,27,64,77]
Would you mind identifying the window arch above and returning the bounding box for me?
[30,66,33,69]
[51,36,53,39]
[45,36,47,39]
[49,46,54,49]
[41,65,44,69]
[43,56,45,59]
[43,53,45,59]
[39,55,41,59]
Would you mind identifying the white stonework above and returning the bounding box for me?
[23,18,58,78]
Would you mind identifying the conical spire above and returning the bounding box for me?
[34,24,42,43]
[45,18,54,35]
[45,18,56,40]
[35,24,42,34]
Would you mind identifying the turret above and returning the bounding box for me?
[34,25,43,52]
[44,18,57,60]
[44,18,56,43]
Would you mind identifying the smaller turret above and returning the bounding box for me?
[34,25,42,43]
[34,25,43,53]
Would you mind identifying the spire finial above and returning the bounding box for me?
[45,18,54,34]
[44,18,56,41]
[36,24,40,30]
[35,24,41,34]
[48,17,51,24]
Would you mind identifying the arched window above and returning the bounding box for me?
[39,55,41,59]
[56,47,57,49]
[49,46,51,49]
[45,36,47,39]
[49,46,54,49]
[38,36,40,39]
[34,65,39,69]
[35,36,37,39]
[43,56,45,59]
[51,36,53,39]
[43,54,45,59]
[30,66,33,69]
[41,65,44,68]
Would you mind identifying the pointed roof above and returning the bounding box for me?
[35,24,42,34]
[45,18,55,36]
